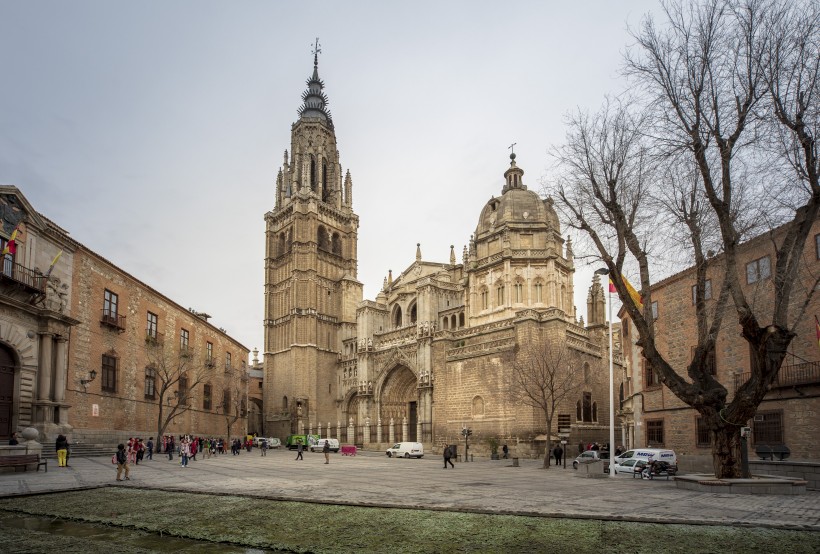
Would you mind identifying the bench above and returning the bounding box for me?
[755,444,791,461]
[0,454,47,472]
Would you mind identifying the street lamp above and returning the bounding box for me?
[594,267,616,479]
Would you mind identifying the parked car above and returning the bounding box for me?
[572,450,610,471]
[613,448,677,468]
[309,438,340,453]
[266,438,282,449]
[611,458,646,477]
[385,442,424,458]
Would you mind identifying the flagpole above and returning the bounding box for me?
[595,267,616,478]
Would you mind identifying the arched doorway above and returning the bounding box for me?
[379,365,418,441]
[0,344,16,439]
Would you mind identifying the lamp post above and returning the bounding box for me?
[594,267,616,479]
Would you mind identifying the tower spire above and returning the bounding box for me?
[298,38,332,124]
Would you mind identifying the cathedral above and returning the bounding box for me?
[263,52,620,457]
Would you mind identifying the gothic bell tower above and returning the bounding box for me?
[263,42,362,438]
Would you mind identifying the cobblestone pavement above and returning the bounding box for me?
[1,449,818,530]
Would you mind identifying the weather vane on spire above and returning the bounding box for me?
[312,37,322,66]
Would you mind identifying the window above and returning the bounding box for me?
[644,358,661,388]
[146,312,158,339]
[534,282,543,303]
[180,328,189,353]
[206,341,213,364]
[496,285,504,306]
[691,280,712,304]
[646,419,665,446]
[203,384,212,410]
[696,417,710,447]
[222,390,231,413]
[0,236,14,276]
[753,411,784,445]
[481,289,489,310]
[225,351,232,370]
[472,395,485,416]
[746,256,771,284]
[582,392,592,422]
[557,414,571,432]
[101,354,117,393]
[144,366,156,399]
[651,301,659,320]
[514,283,523,303]
[103,289,119,321]
[691,346,716,375]
[178,375,188,405]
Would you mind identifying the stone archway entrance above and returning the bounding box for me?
[379,365,418,441]
[0,344,15,439]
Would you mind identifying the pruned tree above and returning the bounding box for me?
[147,337,213,444]
[507,336,589,469]
[549,0,819,478]
[218,362,248,441]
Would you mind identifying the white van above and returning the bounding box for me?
[614,448,677,468]
[385,442,424,458]
[309,438,340,453]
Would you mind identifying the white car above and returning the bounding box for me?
[611,458,646,477]
[385,442,424,458]
[309,438,340,453]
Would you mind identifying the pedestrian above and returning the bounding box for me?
[136,438,145,464]
[127,437,137,464]
[295,439,304,461]
[8,432,18,446]
[261,439,268,456]
[55,434,69,467]
[181,439,190,468]
[168,436,175,461]
[443,445,455,469]
[323,439,330,464]
[553,445,563,466]
[502,444,508,459]
[146,437,154,460]
[115,443,130,481]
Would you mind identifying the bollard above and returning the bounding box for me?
[512,457,519,467]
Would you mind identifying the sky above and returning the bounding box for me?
[0,0,661,357]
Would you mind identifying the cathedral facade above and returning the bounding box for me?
[263,56,620,456]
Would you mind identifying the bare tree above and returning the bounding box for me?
[218,363,248,441]
[147,338,213,445]
[550,0,819,478]
[507,336,589,469]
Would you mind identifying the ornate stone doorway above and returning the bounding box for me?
[379,365,418,441]
[0,345,15,439]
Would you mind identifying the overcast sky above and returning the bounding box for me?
[1,0,660,357]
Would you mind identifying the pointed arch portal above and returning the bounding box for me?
[379,365,418,441]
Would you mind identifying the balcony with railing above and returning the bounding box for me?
[1,259,46,293]
[100,309,126,332]
[144,330,164,346]
[734,361,820,393]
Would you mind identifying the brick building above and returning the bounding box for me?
[0,186,250,446]
[620,217,820,463]
[263,54,621,456]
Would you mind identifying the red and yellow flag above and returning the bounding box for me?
[613,274,644,309]
[1,224,20,257]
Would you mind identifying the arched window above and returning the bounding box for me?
[459,313,465,327]
[451,314,457,329]
[409,302,417,324]
[496,284,505,306]
[310,156,317,192]
[534,281,544,303]
[322,160,330,202]
[480,287,489,310]
[472,395,485,417]
[392,305,403,328]
[442,317,449,330]
[331,232,341,255]
[317,225,328,251]
[278,233,286,257]
[514,282,524,303]
[282,396,289,411]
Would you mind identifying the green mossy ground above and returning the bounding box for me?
[1,488,818,553]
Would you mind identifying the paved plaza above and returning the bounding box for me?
[1,449,818,531]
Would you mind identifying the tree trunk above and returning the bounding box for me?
[708,415,746,479]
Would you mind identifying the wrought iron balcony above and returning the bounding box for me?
[1,260,46,293]
[144,330,164,345]
[734,360,820,393]
[100,309,126,332]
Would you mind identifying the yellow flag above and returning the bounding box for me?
[621,274,644,309]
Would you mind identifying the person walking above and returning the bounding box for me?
[553,445,563,466]
[146,437,154,461]
[502,444,509,459]
[322,439,330,464]
[168,436,175,461]
[180,439,190,468]
[443,445,455,469]
[55,434,69,467]
[295,439,304,461]
[261,439,268,456]
[115,443,130,481]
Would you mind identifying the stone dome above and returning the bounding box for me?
[475,155,560,237]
